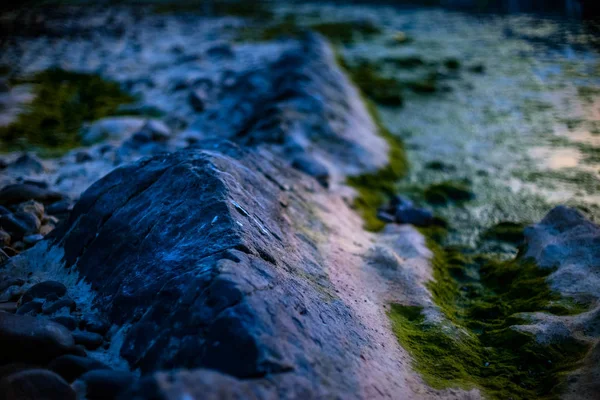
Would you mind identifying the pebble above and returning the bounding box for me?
[0,285,24,303]
[23,234,44,246]
[42,296,76,314]
[15,300,43,315]
[45,200,73,216]
[0,278,24,293]
[16,200,45,219]
[395,207,434,227]
[51,316,78,331]
[0,302,17,313]
[73,370,136,400]
[75,151,93,163]
[0,313,75,364]
[73,331,104,350]
[8,153,45,174]
[48,355,110,383]
[80,314,110,335]
[0,230,11,247]
[21,281,67,304]
[0,212,41,239]
[0,369,76,400]
[0,183,62,206]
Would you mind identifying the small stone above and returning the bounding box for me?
[0,313,75,364]
[16,300,43,315]
[139,120,171,142]
[80,314,110,335]
[376,210,395,223]
[21,281,67,304]
[0,369,76,400]
[46,200,73,216]
[0,285,24,303]
[48,355,110,383]
[12,241,24,251]
[51,316,78,331]
[23,234,44,246]
[73,331,104,350]
[16,200,44,219]
[189,88,208,112]
[395,207,434,227]
[0,183,62,206]
[0,278,24,293]
[75,151,93,163]
[0,302,17,313]
[0,230,11,247]
[39,225,55,235]
[8,153,45,174]
[74,370,135,400]
[42,296,76,315]
[0,212,41,239]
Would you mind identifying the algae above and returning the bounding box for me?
[390,234,591,399]
[0,69,133,152]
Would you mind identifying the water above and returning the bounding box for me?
[278,3,600,250]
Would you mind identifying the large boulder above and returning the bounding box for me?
[15,142,369,398]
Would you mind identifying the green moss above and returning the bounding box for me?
[341,61,404,106]
[483,221,527,245]
[390,233,592,399]
[424,180,474,205]
[346,101,408,231]
[309,21,381,44]
[1,69,133,152]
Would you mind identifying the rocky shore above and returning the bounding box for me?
[0,4,599,400]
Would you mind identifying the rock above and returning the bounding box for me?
[72,331,103,350]
[42,296,76,314]
[206,43,233,58]
[0,369,76,400]
[395,207,434,227]
[138,120,171,142]
[376,210,395,223]
[23,234,44,246]
[291,154,330,188]
[8,153,45,174]
[0,206,10,215]
[0,211,41,239]
[15,300,43,315]
[0,230,10,247]
[21,281,67,304]
[0,278,24,293]
[81,117,146,145]
[48,355,110,383]
[390,195,414,209]
[45,200,73,216]
[16,200,44,219]
[51,316,78,331]
[0,183,63,206]
[1,247,17,257]
[0,285,23,303]
[80,314,110,335]
[76,370,136,400]
[0,312,75,364]
[0,248,9,263]
[75,151,93,163]
[26,144,368,397]
[0,302,17,313]
[189,88,209,112]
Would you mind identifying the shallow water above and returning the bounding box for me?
[279,3,600,250]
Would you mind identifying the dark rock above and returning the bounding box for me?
[21,281,67,304]
[395,207,434,227]
[9,153,45,174]
[0,248,9,263]
[469,64,485,74]
[1,247,17,257]
[0,302,17,313]
[291,154,330,188]
[138,120,171,142]
[51,316,78,331]
[23,234,44,246]
[390,195,414,209]
[75,151,93,163]
[0,212,41,239]
[77,370,136,400]
[206,43,233,58]
[189,88,208,112]
[42,296,76,314]
[48,355,110,383]
[73,331,103,350]
[46,200,73,216]
[35,144,366,397]
[0,206,10,215]
[0,312,75,364]
[15,300,43,315]
[16,200,44,219]
[80,314,110,335]
[0,364,37,381]
[376,210,395,223]
[0,369,76,400]
[0,159,6,169]
[0,278,24,293]
[0,183,62,206]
